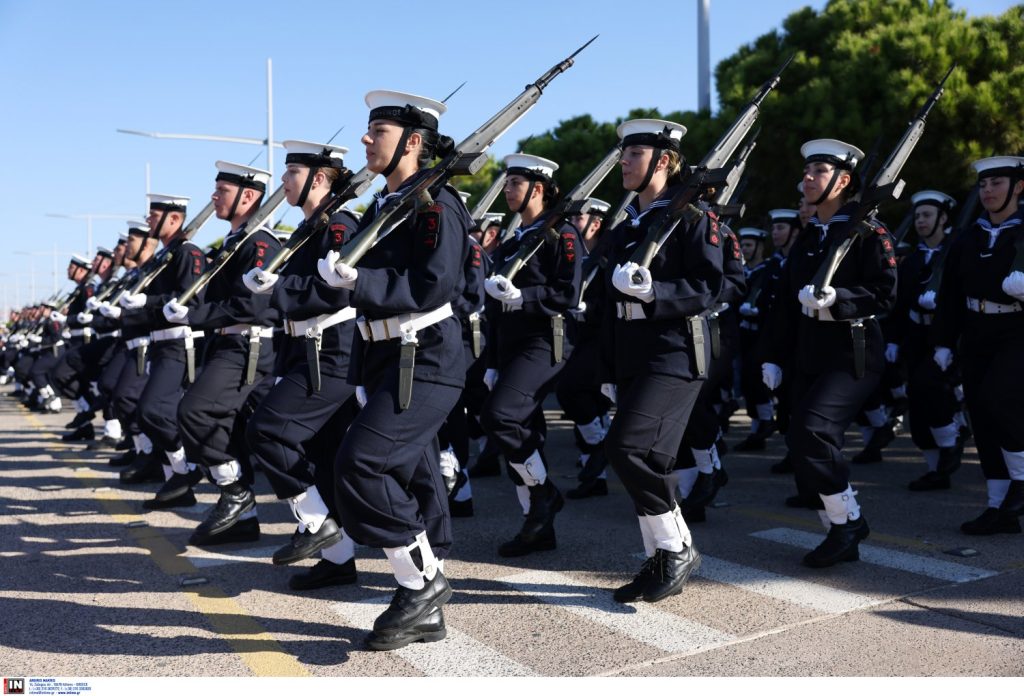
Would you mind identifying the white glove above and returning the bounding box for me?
[119,293,147,309]
[762,362,783,390]
[575,300,587,314]
[243,267,279,294]
[934,347,953,372]
[51,311,67,323]
[355,385,367,408]
[884,343,899,363]
[600,382,617,405]
[484,275,523,309]
[917,290,937,310]
[483,368,499,391]
[28,334,42,344]
[1001,270,1024,301]
[612,262,655,303]
[163,300,189,324]
[739,302,759,317]
[99,303,121,320]
[798,284,837,310]
[77,312,93,325]
[86,296,102,311]
[317,250,358,289]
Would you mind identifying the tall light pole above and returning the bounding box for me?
[117,58,282,181]
[45,213,133,257]
[698,0,711,113]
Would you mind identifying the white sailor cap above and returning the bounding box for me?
[365,90,446,131]
[147,193,190,212]
[69,254,91,268]
[283,140,348,168]
[617,119,686,151]
[504,153,559,181]
[584,198,611,216]
[126,220,151,237]
[738,227,768,240]
[769,209,801,223]
[117,234,129,244]
[215,161,271,192]
[910,190,956,210]
[94,247,114,258]
[482,212,504,227]
[456,190,472,205]
[972,156,1024,179]
[801,139,864,170]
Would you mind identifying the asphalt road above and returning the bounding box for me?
[1,388,1021,678]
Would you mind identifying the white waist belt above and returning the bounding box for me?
[357,302,453,343]
[97,330,121,339]
[125,337,150,350]
[966,297,1023,314]
[286,307,358,337]
[615,301,647,321]
[909,309,934,325]
[218,324,274,338]
[69,328,92,338]
[151,327,206,342]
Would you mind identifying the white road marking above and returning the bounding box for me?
[331,596,538,677]
[500,569,734,654]
[751,528,999,583]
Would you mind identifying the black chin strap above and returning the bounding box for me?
[809,169,842,206]
[150,210,168,238]
[225,187,246,223]
[296,167,319,208]
[515,178,541,214]
[381,127,412,178]
[632,148,663,193]
[992,178,1020,214]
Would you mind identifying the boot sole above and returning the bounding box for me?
[365,626,447,651]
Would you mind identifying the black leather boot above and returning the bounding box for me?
[188,516,261,547]
[497,480,563,557]
[192,481,255,538]
[368,569,448,638]
[108,450,136,467]
[685,467,728,508]
[142,488,197,510]
[935,440,964,476]
[65,411,92,429]
[642,545,702,602]
[85,435,121,450]
[907,471,951,492]
[273,518,342,565]
[961,507,1021,535]
[289,558,358,591]
[802,516,870,567]
[734,419,777,452]
[614,554,659,603]
[153,468,204,502]
[62,422,95,442]
[366,606,447,651]
[119,452,164,484]
[998,480,1024,517]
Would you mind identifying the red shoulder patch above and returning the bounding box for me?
[471,246,482,268]
[561,231,577,263]
[707,214,721,247]
[417,203,442,250]
[329,223,348,248]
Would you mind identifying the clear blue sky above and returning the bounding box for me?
[0,0,1014,307]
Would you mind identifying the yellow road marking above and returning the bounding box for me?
[23,412,309,677]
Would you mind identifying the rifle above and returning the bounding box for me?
[711,127,760,222]
[495,143,622,283]
[629,54,793,277]
[470,171,507,224]
[921,184,980,295]
[176,184,289,304]
[811,65,955,297]
[335,36,598,269]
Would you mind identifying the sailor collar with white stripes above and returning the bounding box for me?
[513,218,546,241]
[624,196,671,228]
[977,214,1023,249]
[808,212,852,243]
